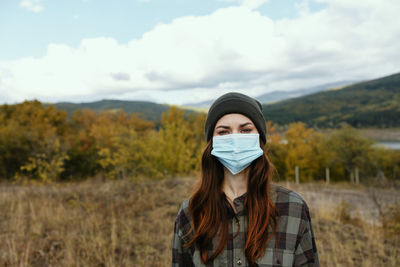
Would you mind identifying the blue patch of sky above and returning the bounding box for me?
[0,0,327,60]
[257,0,327,20]
[0,0,234,60]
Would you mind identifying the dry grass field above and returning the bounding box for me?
[0,178,399,266]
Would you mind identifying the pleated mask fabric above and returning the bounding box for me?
[211,133,263,175]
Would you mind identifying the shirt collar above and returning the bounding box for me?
[225,184,277,218]
[224,192,247,217]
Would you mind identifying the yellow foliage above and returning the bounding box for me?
[20,138,69,182]
[1,100,398,182]
[156,106,200,176]
[284,122,323,182]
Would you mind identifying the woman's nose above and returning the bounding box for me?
[231,129,240,134]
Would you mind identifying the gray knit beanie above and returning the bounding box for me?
[205,92,266,144]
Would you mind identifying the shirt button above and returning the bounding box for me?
[237,258,242,265]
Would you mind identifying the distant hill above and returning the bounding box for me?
[50,73,400,128]
[262,73,400,128]
[184,80,354,108]
[256,81,354,104]
[183,100,213,109]
[52,100,171,121]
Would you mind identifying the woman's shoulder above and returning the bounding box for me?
[175,198,191,221]
[174,198,193,237]
[270,183,314,236]
[270,183,310,210]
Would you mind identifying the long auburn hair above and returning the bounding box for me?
[186,139,279,265]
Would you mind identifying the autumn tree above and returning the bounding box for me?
[0,110,30,179]
[284,122,324,182]
[87,110,154,179]
[185,112,207,172]
[153,106,199,176]
[0,101,69,182]
[326,124,374,182]
[62,109,101,179]
[265,121,287,181]
[368,146,400,181]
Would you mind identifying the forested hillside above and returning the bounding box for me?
[262,73,400,128]
[53,100,170,121]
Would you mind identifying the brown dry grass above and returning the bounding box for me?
[0,178,399,266]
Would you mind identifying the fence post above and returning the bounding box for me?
[326,167,330,184]
[295,165,299,184]
[355,167,359,184]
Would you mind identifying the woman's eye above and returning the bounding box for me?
[240,128,252,133]
[217,130,229,135]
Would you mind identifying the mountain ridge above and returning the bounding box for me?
[49,72,400,128]
[52,99,170,121]
[262,72,400,128]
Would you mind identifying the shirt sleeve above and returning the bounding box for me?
[172,206,194,267]
[294,203,320,266]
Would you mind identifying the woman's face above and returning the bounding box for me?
[213,113,258,136]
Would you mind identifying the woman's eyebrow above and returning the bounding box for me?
[215,125,230,129]
[239,122,253,127]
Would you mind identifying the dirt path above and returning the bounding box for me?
[283,182,400,224]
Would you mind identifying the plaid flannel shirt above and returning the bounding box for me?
[172,183,320,267]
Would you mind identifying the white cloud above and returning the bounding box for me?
[19,0,44,13]
[2,0,400,104]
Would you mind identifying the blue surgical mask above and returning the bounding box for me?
[211,133,263,175]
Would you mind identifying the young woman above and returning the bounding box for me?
[172,92,319,266]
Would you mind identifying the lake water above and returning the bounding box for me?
[375,141,400,150]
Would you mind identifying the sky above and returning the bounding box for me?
[0,0,399,105]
